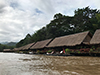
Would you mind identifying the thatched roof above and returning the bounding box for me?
[13,48,19,51]
[90,29,100,45]
[17,46,25,51]
[12,43,35,51]
[30,39,52,49]
[47,31,91,48]
[3,49,11,52]
[22,43,35,50]
[13,46,24,51]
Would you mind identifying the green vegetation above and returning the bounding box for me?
[16,6,100,48]
[47,50,52,53]
[77,51,81,54]
[91,46,96,50]
[89,49,93,53]
[36,50,44,54]
[36,50,40,54]
[71,50,75,53]
[75,50,81,53]
[65,48,71,53]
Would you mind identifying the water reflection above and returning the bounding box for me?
[0,53,100,75]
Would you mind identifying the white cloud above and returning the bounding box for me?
[0,0,100,42]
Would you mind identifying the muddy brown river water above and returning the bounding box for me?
[0,53,100,75]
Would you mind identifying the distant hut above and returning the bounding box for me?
[17,46,24,51]
[13,48,19,51]
[13,46,24,53]
[90,29,100,49]
[20,43,35,54]
[47,31,92,50]
[30,39,53,54]
[3,49,12,52]
[22,43,35,51]
[12,43,35,54]
[13,48,19,53]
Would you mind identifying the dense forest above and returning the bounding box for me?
[16,6,100,48]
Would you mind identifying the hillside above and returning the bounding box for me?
[6,42,17,46]
[2,42,17,46]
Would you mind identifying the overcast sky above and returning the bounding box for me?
[0,0,100,42]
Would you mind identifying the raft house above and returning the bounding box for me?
[46,31,92,55]
[3,29,100,56]
[3,49,13,52]
[30,39,53,54]
[90,29,100,48]
[13,43,35,54]
[89,29,100,56]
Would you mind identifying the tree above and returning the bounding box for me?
[46,13,73,38]
[72,6,99,34]
[54,13,64,19]
[95,13,100,29]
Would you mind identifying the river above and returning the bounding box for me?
[0,53,100,75]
